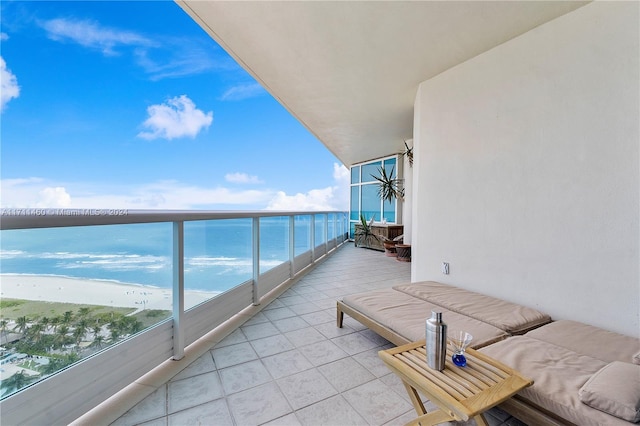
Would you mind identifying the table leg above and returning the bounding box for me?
[403,382,426,415]
[473,413,489,426]
[404,410,454,426]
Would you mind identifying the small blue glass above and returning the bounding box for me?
[452,353,467,367]
[449,331,473,367]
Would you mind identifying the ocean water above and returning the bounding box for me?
[0,217,326,293]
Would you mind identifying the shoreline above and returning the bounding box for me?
[0,274,219,311]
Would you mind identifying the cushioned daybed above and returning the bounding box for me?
[337,281,640,425]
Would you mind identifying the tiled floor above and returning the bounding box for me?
[111,243,526,426]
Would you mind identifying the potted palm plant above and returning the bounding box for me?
[372,164,410,261]
[354,214,379,249]
[372,166,404,203]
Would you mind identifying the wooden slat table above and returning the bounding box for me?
[379,340,533,426]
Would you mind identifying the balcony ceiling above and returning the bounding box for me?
[177,1,587,166]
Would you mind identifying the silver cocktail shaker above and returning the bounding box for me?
[426,311,447,371]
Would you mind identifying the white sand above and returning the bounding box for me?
[0,274,219,312]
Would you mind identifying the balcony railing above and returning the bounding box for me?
[0,209,349,425]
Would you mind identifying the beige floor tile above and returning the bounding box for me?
[272,316,310,333]
[241,321,280,340]
[331,331,382,355]
[169,352,216,382]
[111,386,167,426]
[317,357,376,393]
[250,334,295,357]
[276,368,338,410]
[299,310,334,326]
[284,326,327,347]
[342,379,413,425]
[226,382,293,425]
[219,359,272,395]
[167,399,233,426]
[295,395,368,426]
[167,371,223,414]
[262,349,314,380]
[263,306,298,321]
[211,341,258,369]
[298,339,349,366]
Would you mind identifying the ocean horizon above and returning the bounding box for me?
[0,217,322,293]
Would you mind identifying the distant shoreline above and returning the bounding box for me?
[0,274,219,312]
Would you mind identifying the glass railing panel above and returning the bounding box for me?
[327,213,336,241]
[314,214,326,246]
[294,215,311,256]
[259,216,289,272]
[183,218,252,307]
[0,223,173,399]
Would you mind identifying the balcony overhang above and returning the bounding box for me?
[177,1,587,166]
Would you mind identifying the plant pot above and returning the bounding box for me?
[382,240,397,257]
[395,244,411,262]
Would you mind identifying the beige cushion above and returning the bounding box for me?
[342,289,508,348]
[579,361,640,422]
[526,320,640,364]
[393,281,551,334]
[481,336,631,425]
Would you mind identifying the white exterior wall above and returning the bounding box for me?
[412,2,639,337]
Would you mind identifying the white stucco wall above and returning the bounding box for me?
[412,1,639,337]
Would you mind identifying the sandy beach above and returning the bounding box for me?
[0,274,219,311]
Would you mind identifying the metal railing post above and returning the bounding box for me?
[172,221,185,360]
[310,214,316,262]
[252,217,260,305]
[289,215,295,278]
[324,213,329,253]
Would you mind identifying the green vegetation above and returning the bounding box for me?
[0,299,134,321]
[0,299,169,398]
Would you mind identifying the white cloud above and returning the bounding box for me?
[40,18,153,56]
[1,33,8,41]
[133,43,234,81]
[220,83,266,101]
[1,57,20,112]
[137,95,213,140]
[265,163,349,211]
[37,187,72,208]
[0,178,274,210]
[225,172,264,185]
[0,164,350,211]
[38,17,234,80]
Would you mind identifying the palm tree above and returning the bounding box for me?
[0,318,8,340]
[38,316,51,333]
[90,335,105,350]
[41,353,79,375]
[72,327,85,349]
[26,323,44,344]
[92,325,102,339]
[74,319,90,340]
[50,316,61,333]
[61,311,74,326]
[77,307,91,319]
[0,370,37,393]
[53,325,70,349]
[13,316,29,335]
[108,327,122,343]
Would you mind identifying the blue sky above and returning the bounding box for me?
[0,1,349,211]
